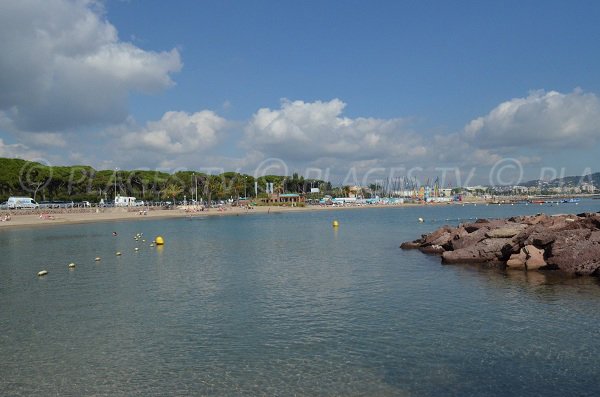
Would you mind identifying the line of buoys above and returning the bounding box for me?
[37,270,48,277]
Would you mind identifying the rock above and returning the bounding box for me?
[419,245,445,255]
[546,229,600,275]
[401,213,600,277]
[506,249,527,270]
[400,241,422,250]
[485,227,523,239]
[525,231,556,248]
[442,247,487,264]
[423,230,453,248]
[523,245,546,270]
[421,226,452,244]
[522,213,550,225]
[451,227,489,250]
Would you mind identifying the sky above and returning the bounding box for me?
[1,0,600,186]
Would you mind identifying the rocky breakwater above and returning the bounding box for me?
[400,212,600,276]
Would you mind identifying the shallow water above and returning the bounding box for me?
[1,201,599,396]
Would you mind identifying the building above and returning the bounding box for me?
[260,193,305,205]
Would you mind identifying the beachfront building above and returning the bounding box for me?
[260,193,305,205]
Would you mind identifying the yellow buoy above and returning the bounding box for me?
[332,220,339,227]
[68,263,76,268]
[155,236,165,245]
[37,270,48,277]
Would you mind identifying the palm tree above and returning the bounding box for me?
[161,184,183,205]
[206,175,224,206]
[231,175,246,205]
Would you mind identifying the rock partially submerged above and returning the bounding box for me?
[400,212,600,276]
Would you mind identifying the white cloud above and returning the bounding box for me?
[120,110,227,154]
[464,89,600,148]
[0,0,181,132]
[244,98,428,162]
[0,138,41,159]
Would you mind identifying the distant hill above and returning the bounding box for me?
[522,172,600,188]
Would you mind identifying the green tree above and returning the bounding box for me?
[161,184,183,204]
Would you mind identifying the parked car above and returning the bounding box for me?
[0,201,8,210]
[7,196,39,209]
[39,201,58,209]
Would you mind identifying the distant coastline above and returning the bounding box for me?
[0,203,421,230]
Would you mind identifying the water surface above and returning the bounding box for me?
[1,202,599,396]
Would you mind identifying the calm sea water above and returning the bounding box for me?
[1,201,600,396]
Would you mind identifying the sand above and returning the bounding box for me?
[0,204,416,229]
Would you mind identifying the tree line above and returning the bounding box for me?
[0,158,332,203]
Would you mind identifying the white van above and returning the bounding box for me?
[114,195,137,207]
[7,196,39,209]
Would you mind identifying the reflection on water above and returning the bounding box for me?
[1,202,599,396]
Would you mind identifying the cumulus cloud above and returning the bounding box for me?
[0,0,181,132]
[120,110,227,154]
[244,98,428,162]
[464,89,600,148]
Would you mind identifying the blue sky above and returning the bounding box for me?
[1,0,599,185]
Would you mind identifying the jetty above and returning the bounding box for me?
[401,212,600,276]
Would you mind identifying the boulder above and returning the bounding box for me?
[442,247,487,264]
[451,227,489,250]
[485,227,524,239]
[400,241,422,250]
[506,249,527,270]
[421,226,452,246]
[523,245,546,271]
[419,244,445,255]
[401,213,600,278]
[525,231,556,248]
[546,229,600,275]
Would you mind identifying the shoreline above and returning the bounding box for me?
[0,203,427,230]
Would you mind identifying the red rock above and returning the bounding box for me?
[546,229,600,275]
[507,249,527,270]
[400,241,422,250]
[523,245,546,271]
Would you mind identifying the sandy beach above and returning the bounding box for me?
[0,203,423,229]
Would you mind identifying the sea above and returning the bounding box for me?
[1,201,599,396]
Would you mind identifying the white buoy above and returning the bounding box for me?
[68,263,76,268]
[37,270,48,277]
[95,257,101,262]
[116,251,122,256]
[150,243,155,247]
[418,217,424,223]
[134,247,139,251]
